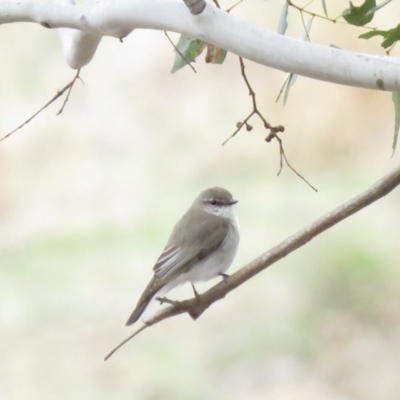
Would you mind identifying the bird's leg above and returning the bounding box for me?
[155,296,181,306]
[218,272,230,283]
[191,284,201,302]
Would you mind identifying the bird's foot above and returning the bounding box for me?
[155,296,181,307]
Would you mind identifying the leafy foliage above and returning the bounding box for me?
[276,17,313,106]
[171,35,227,73]
[359,24,400,50]
[342,0,376,26]
[168,0,399,154]
[171,36,205,73]
[277,3,289,35]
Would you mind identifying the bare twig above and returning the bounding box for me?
[265,131,318,192]
[286,0,343,23]
[0,69,81,143]
[226,0,244,13]
[105,163,400,359]
[104,325,148,361]
[164,31,197,73]
[213,0,243,13]
[222,57,315,191]
[222,57,282,145]
[57,70,82,115]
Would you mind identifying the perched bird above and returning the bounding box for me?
[126,187,240,325]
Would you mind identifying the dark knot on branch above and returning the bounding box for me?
[183,0,206,15]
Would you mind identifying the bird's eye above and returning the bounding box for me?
[210,199,217,206]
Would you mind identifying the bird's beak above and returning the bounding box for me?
[228,199,238,205]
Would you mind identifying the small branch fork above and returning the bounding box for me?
[0,69,82,143]
[286,0,340,23]
[223,57,317,192]
[266,132,318,191]
[105,163,400,360]
[222,58,284,146]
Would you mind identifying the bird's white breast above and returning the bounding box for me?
[180,207,239,283]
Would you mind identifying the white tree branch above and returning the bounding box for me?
[1,0,400,91]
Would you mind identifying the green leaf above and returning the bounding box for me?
[171,35,206,73]
[359,29,388,40]
[283,73,298,106]
[321,0,328,17]
[381,25,400,48]
[277,3,289,35]
[359,24,400,49]
[342,0,376,26]
[366,0,393,15]
[276,18,313,106]
[391,92,400,154]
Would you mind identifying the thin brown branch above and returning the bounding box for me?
[226,0,243,13]
[0,69,81,143]
[105,163,400,359]
[266,131,318,192]
[212,0,243,13]
[222,113,255,146]
[286,0,342,23]
[240,57,257,109]
[222,57,273,145]
[104,324,148,361]
[57,69,82,115]
[222,57,315,190]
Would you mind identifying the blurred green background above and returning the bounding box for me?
[1,1,400,399]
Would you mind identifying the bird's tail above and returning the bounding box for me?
[125,277,161,326]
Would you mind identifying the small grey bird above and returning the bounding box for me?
[126,187,240,325]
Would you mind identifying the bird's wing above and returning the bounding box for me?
[153,213,230,281]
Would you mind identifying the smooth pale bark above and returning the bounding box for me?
[1,0,400,90]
